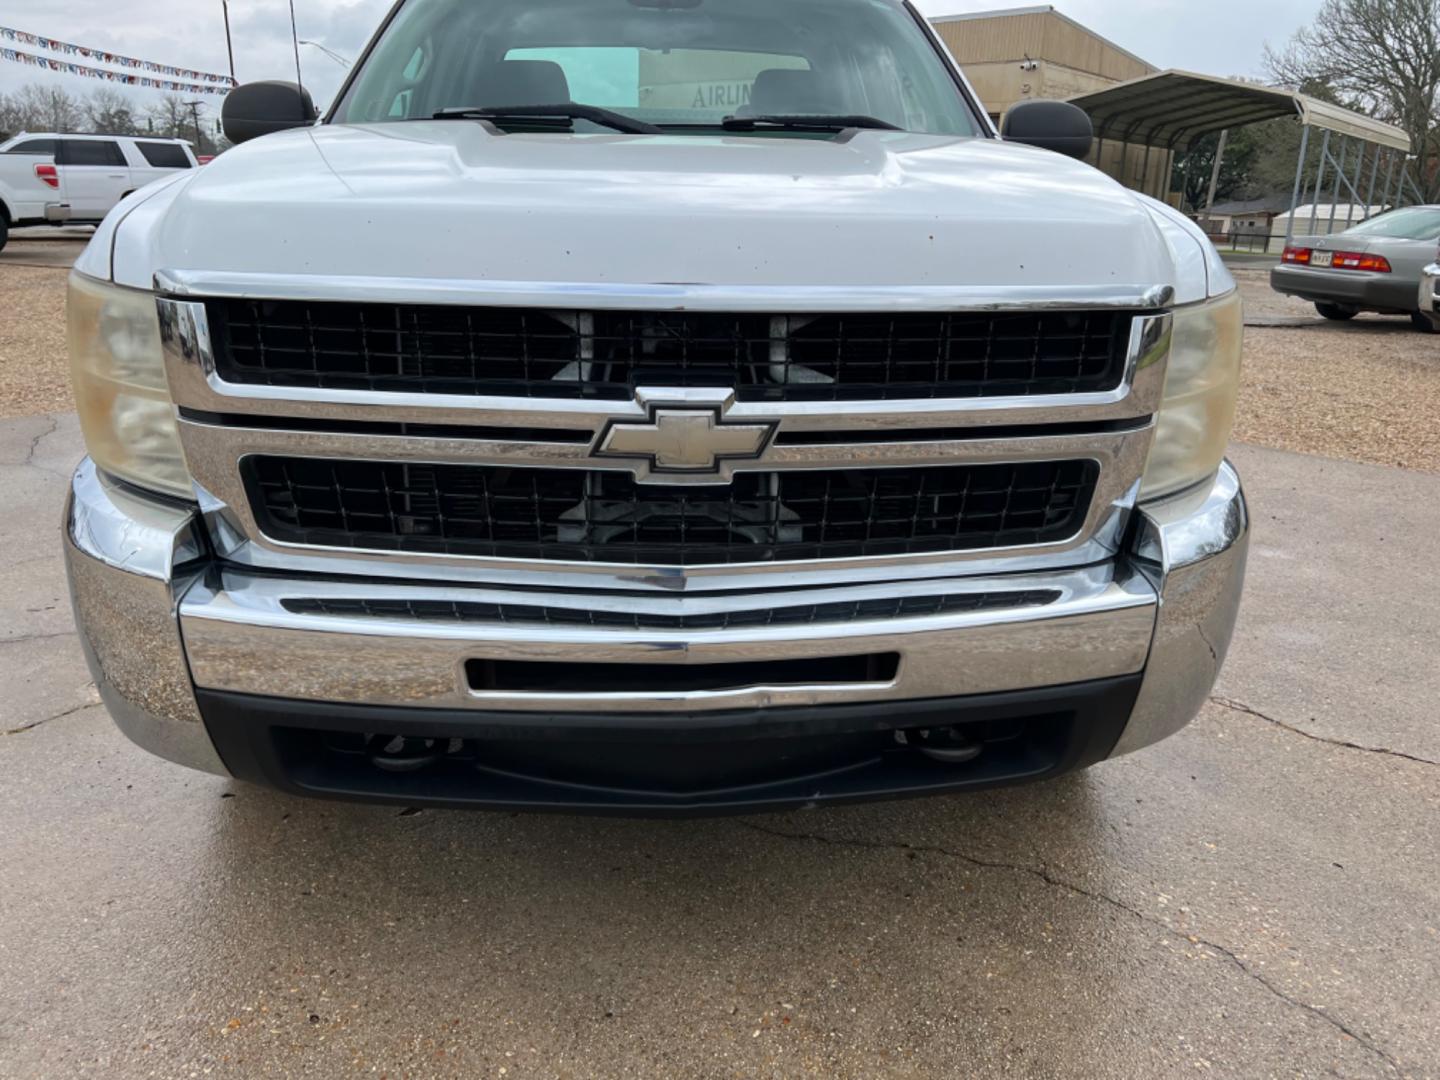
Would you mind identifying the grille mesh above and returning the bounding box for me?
[245,458,1098,565]
[211,301,1133,402]
[281,590,1061,630]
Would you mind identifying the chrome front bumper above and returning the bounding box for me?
[1421,263,1440,329]
[65,458,1248,779]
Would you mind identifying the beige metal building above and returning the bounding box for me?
[932,6,1176,201]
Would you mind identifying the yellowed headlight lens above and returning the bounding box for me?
[67,272,192,499]
[1140,290,1243,500]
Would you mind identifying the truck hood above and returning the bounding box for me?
[112,122,1196,298]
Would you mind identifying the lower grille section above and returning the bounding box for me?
[245,458,1098,565]
[197,676,1146,812]
[280,590,1061,630]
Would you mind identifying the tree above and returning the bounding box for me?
[145,93,217,154]
[84,87,141,136]
[12,84,83,133]
[1173,128,1261,211]
[0,83,231,147]
[0,92,24,141]
[1266,0,1440,200]
[146,93,193,139]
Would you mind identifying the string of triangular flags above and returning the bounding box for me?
[0,26,235,95]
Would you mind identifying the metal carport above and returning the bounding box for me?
[1067,70,1417,245]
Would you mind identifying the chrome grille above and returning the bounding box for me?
[158,277,1171,580]
[208,300,1134,402]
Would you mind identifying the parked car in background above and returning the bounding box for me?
[1273,205,1440,332]
[0,132,198,250]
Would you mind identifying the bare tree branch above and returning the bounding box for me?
[1266,0,1440,199]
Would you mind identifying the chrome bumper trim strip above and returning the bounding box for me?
[155,269,1175,313]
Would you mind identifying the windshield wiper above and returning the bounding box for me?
[720,114,902,133]
[433,104,663,135]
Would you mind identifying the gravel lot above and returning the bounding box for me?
[0,264,71,419]
[1230,265,1440,473]
[1,251,1438,471]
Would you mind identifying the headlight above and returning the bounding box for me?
[67,272,193,499]
[1140,289,1243,499]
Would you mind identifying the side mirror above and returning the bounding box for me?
[222,81,318,145]
[1001,100,1093,160]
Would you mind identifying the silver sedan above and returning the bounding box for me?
[1271,205,1440,332]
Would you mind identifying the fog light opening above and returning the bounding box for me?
[897,727,985,765]
[365,733,459,773]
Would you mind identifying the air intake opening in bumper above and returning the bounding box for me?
[465,653,901,694]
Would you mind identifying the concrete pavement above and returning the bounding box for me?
[1,418,1437,1079]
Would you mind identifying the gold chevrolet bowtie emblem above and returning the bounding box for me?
[598,408,775,475]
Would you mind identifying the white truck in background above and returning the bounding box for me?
[0,132,198,250]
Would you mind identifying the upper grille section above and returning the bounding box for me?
[208,300,1135,402]
[245,458,1099,566]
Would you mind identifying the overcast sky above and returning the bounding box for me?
[1,0,1324,125]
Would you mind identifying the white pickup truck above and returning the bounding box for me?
[62,0,1248,815]
[0,132,197,249]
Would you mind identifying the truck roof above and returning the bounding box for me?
[6,132,193,145]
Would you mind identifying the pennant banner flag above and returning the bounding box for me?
[0,46,232,96]
[0,25,235,91]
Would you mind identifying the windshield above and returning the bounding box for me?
[331,0,979,136]
[1349,206,1440,241]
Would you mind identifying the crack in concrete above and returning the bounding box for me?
[8,415,76,482]
[21,416,59,468]
[0,630,78,648]
[9,551,60,570]
[739,821,1403,1076]
[2,695,98,736]
[1211,696,1439,768]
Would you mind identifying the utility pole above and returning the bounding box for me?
[1203,128,1229,218]
[184,100,205,154]
[289,0,307,114]
[222,0,237,85]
